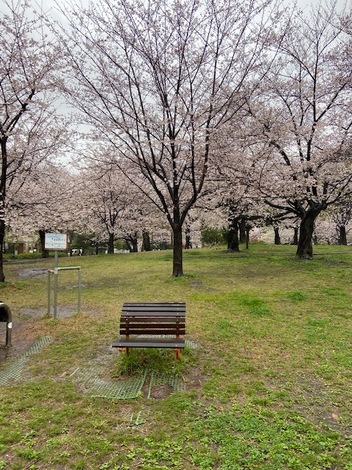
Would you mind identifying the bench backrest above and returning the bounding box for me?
[120,302,186,337]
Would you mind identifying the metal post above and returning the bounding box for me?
[53,250,59,319]
[47,271,51,316]
[6,320,12,347]
[78,268,82,313]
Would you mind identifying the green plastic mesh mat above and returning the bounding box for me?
[69,336,195,400]
[71,367,147,400]
[147,371,185,398]
[71,366,185,400]
[22,336,52,357]
[0,336,52,386]
[0,357,27,386]
[0,336,192,398]
[185,339,198,349]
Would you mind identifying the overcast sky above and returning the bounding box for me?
[1,0,347,25]
[33,0,350,22]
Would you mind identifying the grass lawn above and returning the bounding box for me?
[0,244,351,469]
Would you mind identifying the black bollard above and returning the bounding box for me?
[0,302,12,347]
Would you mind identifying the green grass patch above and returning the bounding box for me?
[0,245,352,468]
[113,347,196,377]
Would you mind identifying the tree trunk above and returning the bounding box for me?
[338,225,347,245]
[39,229,49,258]
[274,226,281,245]
[0,219,5,282]
[292,227,299,245]
[0,142,6,282]
[125,233,138,252]
[142,231,151,251]
[172,225,183,276]
[227,216,240,252]
[239,219,246,244]
[296,209,321,259]
[245,226,250,249]
[108,232,114,254]
[185,224,192,249]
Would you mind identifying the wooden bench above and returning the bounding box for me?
[112,302,186,360]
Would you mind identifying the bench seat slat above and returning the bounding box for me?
[120,321,185,328]
[120,328,186,335]
[123,307,185,311]
[121,312,186,321]
[123,305,185,313]
[113,337,185,348]
[121,312,185,317]
[124,302,185,307]
[120,322,185,327]
[122,310,185,316]
[121,320,185,325]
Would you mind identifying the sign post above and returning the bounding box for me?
[45,233,68,319]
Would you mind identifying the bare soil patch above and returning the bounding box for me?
[0,304,80,364]
[18,267,48,279]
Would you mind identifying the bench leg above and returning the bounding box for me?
[175,348,181,360]
[118,347,129,355]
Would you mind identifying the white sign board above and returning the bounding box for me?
[45,233,68,251]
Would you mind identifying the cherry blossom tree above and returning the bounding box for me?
[201,119,270,251]
[245,1,352,258]
[74,156,161,254]
[328,195,352,245]
[78,164,131,254]
[7,161,77,257]
[0,0,63,279]
[57,0,282,275]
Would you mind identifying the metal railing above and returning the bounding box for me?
[47,266,82,318]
